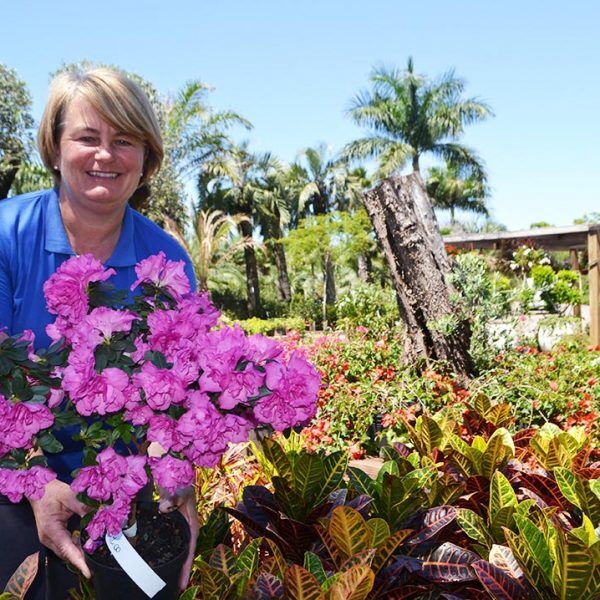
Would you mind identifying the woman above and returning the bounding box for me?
[0,67,199,598]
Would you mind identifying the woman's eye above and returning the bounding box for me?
[79,136,97,144]
[115,138,133,147]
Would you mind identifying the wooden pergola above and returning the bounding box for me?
[443,223,600,346]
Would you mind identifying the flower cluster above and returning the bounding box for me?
[0,252,320,551]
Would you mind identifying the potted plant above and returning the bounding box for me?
[0,253,321,599]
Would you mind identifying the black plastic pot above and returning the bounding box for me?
[84,502,190,600]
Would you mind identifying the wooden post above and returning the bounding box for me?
[569,249,581,317]
[589,230,600,346]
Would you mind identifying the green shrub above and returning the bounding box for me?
[450,252,512,371]
[334,283,398,334]
[236,316,306,336]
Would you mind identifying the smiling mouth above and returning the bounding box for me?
[87,171,119,179]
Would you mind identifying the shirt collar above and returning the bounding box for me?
[44,189,137,266]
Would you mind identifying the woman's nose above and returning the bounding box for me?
[94,142,114,160]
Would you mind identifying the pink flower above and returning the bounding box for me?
[70,368,132,416]
[133,362,186,411]
[43,255,115,328]
[149,455,194,495]
[0,466,56,503]
[0,395,54,452]
[83,497,131,552]
[198,326,264,408]
[147,415,186,452]
[177,392,251,467]
[83,307,137,343]
[72,448,147,502]
[254,352,320,431]
[130,252,190,299]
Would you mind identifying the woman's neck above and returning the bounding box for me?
[58,196,125,264]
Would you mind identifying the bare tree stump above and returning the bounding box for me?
[363,173,474,378]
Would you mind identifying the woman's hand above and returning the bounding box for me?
[29,479,91,578]
[158,486,199,590]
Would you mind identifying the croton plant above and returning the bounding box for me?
[182,392,600,600]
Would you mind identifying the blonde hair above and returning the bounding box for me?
[38,67,163,187]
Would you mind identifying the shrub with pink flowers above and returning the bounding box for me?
[0,252,320,552]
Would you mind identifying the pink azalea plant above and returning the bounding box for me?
[0,253,320,551]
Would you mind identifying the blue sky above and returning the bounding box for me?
[3,0,598,230]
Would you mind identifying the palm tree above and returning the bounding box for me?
[252,170,294,302]
[345,57,492,179]
[200,141,279,316]
[426,162,489,226]
[292,145,367,305]
[187,208,253,290]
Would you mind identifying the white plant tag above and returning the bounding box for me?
[105,531,166,598]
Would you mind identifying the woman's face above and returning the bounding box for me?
[55,96,145,215]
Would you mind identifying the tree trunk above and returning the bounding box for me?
[362,173,474,379]
[408,174,452,276]
[357,254,373,283]
[323,251,336,305]
[238,219,261,317]
[272,238,292,302]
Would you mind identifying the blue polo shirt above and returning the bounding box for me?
[0,188,197,480]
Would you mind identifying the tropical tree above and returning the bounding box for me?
[344,57,492,179]
[200,141,279,316]
[9,159,53,196]
[187,208,253,291]
[426,162,489,226]
[0,64,34,199]
[253,169,294,302]
[292,144,368,305]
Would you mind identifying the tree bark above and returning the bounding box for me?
[362,173,474,378]
[272,238,292,302]
[357,254,373,283]
[323,251,337,305]
[238,219,261,317]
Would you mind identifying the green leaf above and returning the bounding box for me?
[36,432,63,454]
[418,414,445,454]
[489,471,518,516]
[570,515,596,548]
[347,466,376,498]
[313,451,348,505]
[479,428,514,479]
[272,476,305,521]
[590,479,600,502]
[513,515,553,585]
[178,586,199,600]
[303,552,327,586]
[261,438,293,484]
[194,560,230,600]
[234,538,261,578]
[328,506,371,560]
[366,518,390,547]
[490,506,516,543]
[456,508,493,548]
[293,453,323,502]
[552,530,594,600]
